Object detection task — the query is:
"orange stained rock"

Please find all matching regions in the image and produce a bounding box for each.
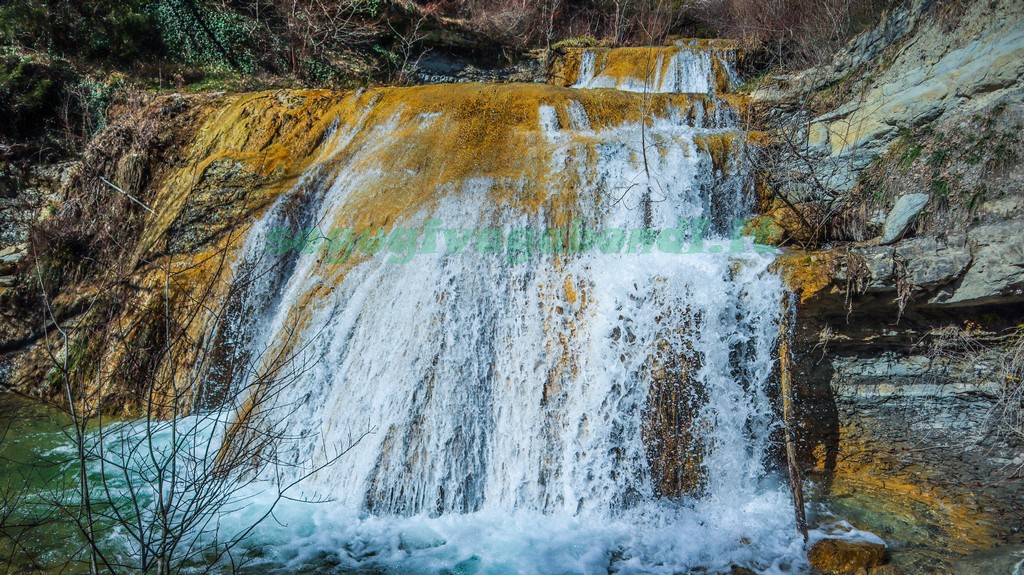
[821,431,998,555]
[774,249,840,303]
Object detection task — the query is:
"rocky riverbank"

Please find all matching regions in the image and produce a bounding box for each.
[759,0,1024,571]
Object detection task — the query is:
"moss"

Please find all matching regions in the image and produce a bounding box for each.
[743,214,786,245]
[774,248,840,302]
[551,36,598,49]
[694,132,738,175]
[735,70,771,93]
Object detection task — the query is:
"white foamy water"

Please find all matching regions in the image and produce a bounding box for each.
[571,47,737,94]
[212,492,807,575]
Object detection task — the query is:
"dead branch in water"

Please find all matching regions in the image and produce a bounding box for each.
[779,295,808,543]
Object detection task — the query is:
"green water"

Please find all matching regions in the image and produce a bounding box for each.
[0,393,89,573]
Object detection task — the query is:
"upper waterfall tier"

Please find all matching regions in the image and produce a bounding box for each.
[548,43,739,94]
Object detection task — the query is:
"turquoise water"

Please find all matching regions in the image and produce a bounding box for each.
[0,394,82,572]
[0,393,809,575]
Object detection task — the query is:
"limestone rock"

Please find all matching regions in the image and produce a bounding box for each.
[758,0,1024,200]
[833,237,971,293]
[0,244,26,279]
[837,244,894,289]
[935,219,1024,306]
[879,194,929,245]
[413,51,543,85]
[808,538,886,575]
[894,237,971,289]
[950,544,1024,574]
[0,244,26,264]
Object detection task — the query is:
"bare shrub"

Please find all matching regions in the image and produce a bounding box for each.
[838,248,869,317]
[926,323,1024,447]
[16,217,359,573]
[28,91,195,299]
[440,0,703,49]
[267,0,383,72]
[712,0,893,68]
[998,329,1024,444]
[892,253,912,323]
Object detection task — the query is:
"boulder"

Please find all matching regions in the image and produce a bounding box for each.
[935,219,1024,306]
[808,538,886,575]
[879,194,929,245]
[0,244,26,264]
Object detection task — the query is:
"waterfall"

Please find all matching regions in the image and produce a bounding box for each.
[204,47,801,574]
[563,43,739,94]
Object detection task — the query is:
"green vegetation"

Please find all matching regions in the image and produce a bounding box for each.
[842,97,1022,245]
[927,147,949,167]
[0,0,898,161]
[929,176,950,198]
[0,53,77,155]
[898,139,924,172]
[150,0,266,74]
[0,0,161,64]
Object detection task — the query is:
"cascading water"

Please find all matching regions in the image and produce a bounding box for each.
[197,46,804,574]
[553,43,739,95]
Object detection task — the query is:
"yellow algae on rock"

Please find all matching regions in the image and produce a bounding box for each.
[694,132,738,175]
[808,539,886,575]
[642,315,708,498]
[774,249,840,302]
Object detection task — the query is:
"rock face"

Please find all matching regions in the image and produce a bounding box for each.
[412,51,543,85]
[935,219,1024,306]
[756,0,1024,199]
[789,245,1024,572]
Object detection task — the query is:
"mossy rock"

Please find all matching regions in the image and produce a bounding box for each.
[744,214,786,246]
